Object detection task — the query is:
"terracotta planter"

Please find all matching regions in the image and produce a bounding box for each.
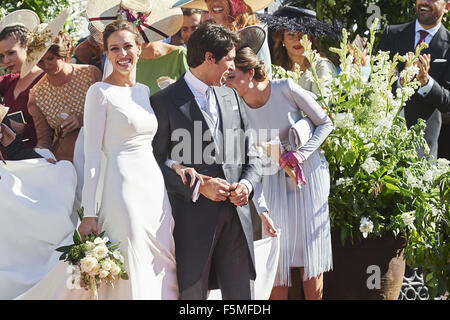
[323,232,406,300]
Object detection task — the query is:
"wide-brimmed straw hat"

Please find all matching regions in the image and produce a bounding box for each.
[257,5,342,40]
[86,0,183,43]
[0,9,40,34]
[20,8,71,78]
[237,25,265,54]
[172,0,273,14]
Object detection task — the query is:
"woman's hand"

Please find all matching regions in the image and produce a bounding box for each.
[0,123,16,147]
[8,119,25,135]
[77,217,98,242]
[172,163,208,188]
[259,211,277,237]
[61,114,82,136]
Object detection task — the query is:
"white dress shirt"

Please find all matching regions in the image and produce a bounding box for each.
[166,69,253,202]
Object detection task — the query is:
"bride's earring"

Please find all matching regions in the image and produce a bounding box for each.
[248,78,254,89]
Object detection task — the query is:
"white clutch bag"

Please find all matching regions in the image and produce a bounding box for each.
[287,111,315,150]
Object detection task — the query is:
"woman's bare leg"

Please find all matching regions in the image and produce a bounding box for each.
[300,268,323,300]
[269,286,289,300]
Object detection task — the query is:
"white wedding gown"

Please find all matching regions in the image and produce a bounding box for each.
[0,159,77,299]
[16,82,178,300]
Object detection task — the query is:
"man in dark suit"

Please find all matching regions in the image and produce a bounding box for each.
[151,23,261,300]
[378,0,450,159]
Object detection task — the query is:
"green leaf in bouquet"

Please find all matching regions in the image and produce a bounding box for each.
[98,231,106,238]
[77,207,84,221]
[120,273,129,280]
[55,245,72,253]
[73,230,82,245]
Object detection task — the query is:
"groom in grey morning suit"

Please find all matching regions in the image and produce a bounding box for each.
[151,23,261,299]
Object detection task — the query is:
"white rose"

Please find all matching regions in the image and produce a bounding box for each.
[101,259,112,271]
[99,269,109,279]
[110,265,121,276]
[93,244,109,259]
[89,263,100,276]
[80,256,98,273]
[359,217,374,238]
[85,241,95,251]
[94,237,109,245]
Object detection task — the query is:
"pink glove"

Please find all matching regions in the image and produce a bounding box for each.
[280,151,305,169]
[280,151,306,185]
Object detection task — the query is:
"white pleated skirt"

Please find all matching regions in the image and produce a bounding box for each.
[262,149,333,286]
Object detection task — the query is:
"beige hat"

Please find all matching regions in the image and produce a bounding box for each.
[172,0,273,13]
[0,9,40,34]
[20,8,71,78]
[86,0,183,43]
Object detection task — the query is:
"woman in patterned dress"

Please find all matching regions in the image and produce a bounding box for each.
[26,31,102,162]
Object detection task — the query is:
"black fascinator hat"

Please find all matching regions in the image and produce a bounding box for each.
[257,5,342,40]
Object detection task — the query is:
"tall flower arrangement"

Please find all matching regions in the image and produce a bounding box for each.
[293,19,449,298]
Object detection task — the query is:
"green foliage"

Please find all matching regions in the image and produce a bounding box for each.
[292,0,450,39]
[295,19,450,298]
[0,0,70,22]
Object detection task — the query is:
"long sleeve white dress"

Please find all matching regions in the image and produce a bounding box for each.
[245,78,333,285]
[16,82,178,300]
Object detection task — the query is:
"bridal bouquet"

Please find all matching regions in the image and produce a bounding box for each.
[56,207,128,299]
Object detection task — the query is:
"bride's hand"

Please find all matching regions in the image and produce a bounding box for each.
[259,211,277,237]
[172,163,208,188]
[78,217,98,242]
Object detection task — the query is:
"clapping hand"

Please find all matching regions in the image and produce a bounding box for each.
[415,54,431,87]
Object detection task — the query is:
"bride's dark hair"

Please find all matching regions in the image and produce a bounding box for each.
[103,20,143,51]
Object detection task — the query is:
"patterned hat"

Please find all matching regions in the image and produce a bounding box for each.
[86,0,183,43]
[20,8,71,78]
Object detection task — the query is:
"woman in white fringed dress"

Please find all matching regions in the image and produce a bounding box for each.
[16,20,178,300]
[225,46,333,300]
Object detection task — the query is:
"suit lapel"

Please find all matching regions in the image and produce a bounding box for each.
[427,25,450,57]
[175,77,208,127]
[401,22,416,53]
[213,86,233,134]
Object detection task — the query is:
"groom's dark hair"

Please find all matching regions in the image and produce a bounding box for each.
[187,23,239,68]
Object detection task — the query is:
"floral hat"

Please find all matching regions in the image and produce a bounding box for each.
[20,8,71,78]
[238,25,265,54]
[257,5,342,40]
[172,0,273,15]
[0,9,40,34]
[86,0,183,43]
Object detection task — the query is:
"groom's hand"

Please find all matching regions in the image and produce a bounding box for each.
[199,177,231,202]
[229,182,249,207]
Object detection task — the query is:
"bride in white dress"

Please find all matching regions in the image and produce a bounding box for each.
[17,20,178,300]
